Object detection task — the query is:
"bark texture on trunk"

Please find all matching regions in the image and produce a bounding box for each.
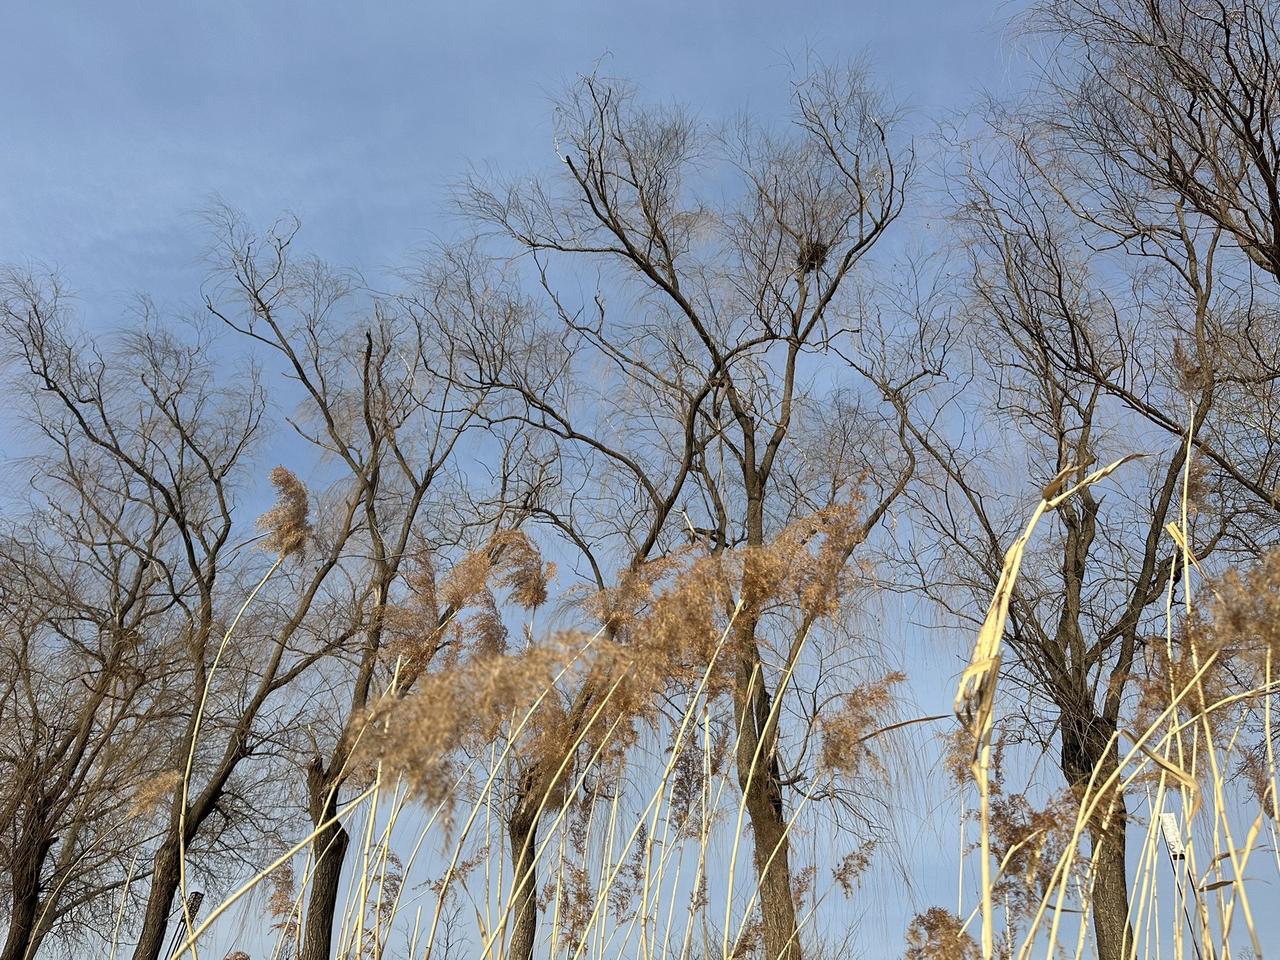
[299,764,351,960]
[297,820,349,960]
[1062,716,1132,960]
[0,825,54,960]
[734,638,801,960]
[1089,815,1133,960]
[740,772,801,960]
[131,841,181,960]
[507,788,540,960]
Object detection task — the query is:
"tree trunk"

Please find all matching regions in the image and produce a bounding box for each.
[740,770,801,960]
[298,822,349,960]
[507,790,539,960]
[1061,715,1132,960]
[131,840,181,960]
[0,826,55,960]
[299,765,350,960]
[734,640,801,960]
[1089,813,1133,960]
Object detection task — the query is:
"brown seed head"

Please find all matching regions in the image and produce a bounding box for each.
[257,467,311,559]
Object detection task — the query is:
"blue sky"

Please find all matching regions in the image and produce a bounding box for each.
[0,0,1022,315]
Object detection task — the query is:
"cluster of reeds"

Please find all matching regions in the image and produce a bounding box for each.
[109,453,1278,960]
[928,454,1279,960]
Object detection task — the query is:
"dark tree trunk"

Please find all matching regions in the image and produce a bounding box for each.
[299,764,350,960]
[734,638,801,960]
[507,789,539,960]
[740,770,801,960]
[297,822,349,960]
[1089,812,1133,960]
[131,840,181,960]
[0,824,55,960]
[1061,715,1132,960]
[729,494,803,960]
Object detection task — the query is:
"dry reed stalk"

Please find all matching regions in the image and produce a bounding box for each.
[954,455,1141,958]
[418,628,609,959]
[174,467,311,958]
[560,611,737,960]
[952,423,1278,960]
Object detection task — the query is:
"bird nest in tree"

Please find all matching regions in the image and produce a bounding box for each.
[797,238,830,274]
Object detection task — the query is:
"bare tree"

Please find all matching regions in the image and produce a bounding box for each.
[891,97,1280,955]
[1028,0,1280,281]
[0,499,171,960]
[203,212,526,960]
[0,267,384,960]
[0,272,289,960]
[461,62,911,960]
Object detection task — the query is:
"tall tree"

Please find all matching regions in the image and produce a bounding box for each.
[203,212,524,960]
[0,498,172,960]
[0,273,282,960]
[893,104,1280,957]
[462,62,912,960]
[1,265,380,960]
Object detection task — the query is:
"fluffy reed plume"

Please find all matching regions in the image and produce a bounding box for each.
[256,466,311,558]
[403,548,440,627]
[986,790,1077,918]
[588,551,691,639]
[357,638,583,807]
[580,501,870,746]
[941,725,1011,791]
[831,840,876,896]
[1210,546,1280,670]
[742,501,867,619]
[818,671,905,776]
[489,529,556,610]
[462,588,510,657]
[360,851,403,958]
[381,530,557,679]
[1198,548,1280,811]
[438,541,495,610]
[362,504,873,833]
[903,908,980,960]
[128,768,183,817]
[384,547,444,672]
[359,602,561,807]
[557,860,595,953]
[585,501,863,657]
[438,529,555,613]
[265,857,299,943]
[579,556,734,762]
[668,714,732,837]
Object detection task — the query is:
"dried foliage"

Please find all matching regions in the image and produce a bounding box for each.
[256,467,312,559]
[831,840,876,897]
[266,858,300,946]
[129,769,183,819]
[987,791,1078,918]
[818,672,905,776]
[903,908,981,960]
[1210,548,1280,671]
